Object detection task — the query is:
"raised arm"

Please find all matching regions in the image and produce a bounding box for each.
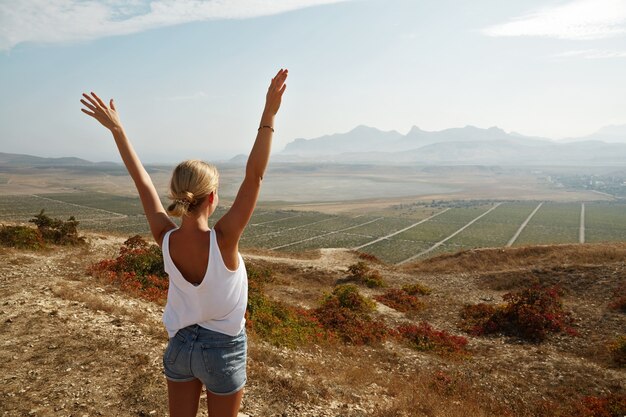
[80,92,176,246]
[215,69,288,250]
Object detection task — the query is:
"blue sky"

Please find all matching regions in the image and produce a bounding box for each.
[1,0,626,163]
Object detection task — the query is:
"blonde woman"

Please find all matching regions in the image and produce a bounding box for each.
[80,69,288,417]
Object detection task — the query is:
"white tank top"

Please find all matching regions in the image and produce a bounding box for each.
[162,228,248,338]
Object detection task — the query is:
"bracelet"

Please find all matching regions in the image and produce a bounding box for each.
[258,125,274,132]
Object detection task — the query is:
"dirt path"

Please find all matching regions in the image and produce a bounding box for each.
[579,203,586,244]
[31,194,128,218]
[398,203,502,264]
[352,208,450,250]
[506,202,543,247]
[270,217,383,250]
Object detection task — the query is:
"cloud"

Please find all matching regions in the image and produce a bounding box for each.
[0,0,351,51]
[555,49,626,59]
[483,0,626,40]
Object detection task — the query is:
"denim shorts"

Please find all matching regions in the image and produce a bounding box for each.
[162,324,247,395]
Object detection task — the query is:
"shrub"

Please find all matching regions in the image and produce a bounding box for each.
[314,284,388,345]
[347,261,385,288]
[608,335,626,367]
[88,235,167,303]
[356,252,381,263]
[323,284,375,314]
[29,209,85,246]
[609,283,626,313]
[0,225,44,249]
[460,303,507,336]
[460,284,576,342]
[402,282,432,296]
[575,393,626,417]
[246,264,328,347]
[428,370,459,396]
[396,322,469,357]
[374,288,424,313]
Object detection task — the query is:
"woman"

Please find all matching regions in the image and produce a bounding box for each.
[80,68,288,417]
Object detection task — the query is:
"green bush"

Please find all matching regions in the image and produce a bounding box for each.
[29,209,85,246]
[0,225,44,249]
[347,261,385,288]
[246,264,328,347]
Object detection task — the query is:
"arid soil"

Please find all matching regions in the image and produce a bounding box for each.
[1,235,624,417]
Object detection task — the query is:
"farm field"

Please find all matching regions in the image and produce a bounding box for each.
[1,193,625,263]
[513,202,581,246]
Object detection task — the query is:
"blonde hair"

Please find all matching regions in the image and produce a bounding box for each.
[167,160,219,217]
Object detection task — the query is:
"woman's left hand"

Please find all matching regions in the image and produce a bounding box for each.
[80,92,123,131]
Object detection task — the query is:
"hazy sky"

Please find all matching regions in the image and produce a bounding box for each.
[1,0,626,163]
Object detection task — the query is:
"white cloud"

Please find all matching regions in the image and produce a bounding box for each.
[483,0,626,40]
[555,49,626,58]
[0,0,351,51]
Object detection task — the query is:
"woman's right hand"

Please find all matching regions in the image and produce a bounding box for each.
[264,69,288,116]
[80,92,123,132]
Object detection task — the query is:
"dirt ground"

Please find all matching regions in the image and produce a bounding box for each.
[1,235,624,417]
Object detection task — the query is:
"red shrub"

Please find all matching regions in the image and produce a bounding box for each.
[314,285,388,345]
[374,288,423,313]
[88,235,168,303]
[575,393,626,417]
[397,322,469,356]
[460,284,576,342]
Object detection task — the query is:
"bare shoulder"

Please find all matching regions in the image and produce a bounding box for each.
[156,225,178,248]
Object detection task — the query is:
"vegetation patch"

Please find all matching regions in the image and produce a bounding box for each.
[29,209,86,246]
[346,261,385,288]
[402,282,432,295]
[0,210,86,249]
[396,322,469,357]
[314,284,388,345]
[246,264,329,348]
[609,283,626,313]
[374,288,424,313]
[88,235,168,303]
[0,224,44,249]
[574,393,626,417]
[608,335,626,368]
[460,284,576,342]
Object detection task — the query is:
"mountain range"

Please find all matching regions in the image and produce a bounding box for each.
[275,124,626,165]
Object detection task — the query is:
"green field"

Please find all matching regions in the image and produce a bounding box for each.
[1,193,625,263]
[514,202,581,246]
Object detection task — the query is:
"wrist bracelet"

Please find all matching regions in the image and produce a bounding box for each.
[258,125,274,132]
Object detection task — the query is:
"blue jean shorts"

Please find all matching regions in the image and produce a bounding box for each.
[163,324,247,395]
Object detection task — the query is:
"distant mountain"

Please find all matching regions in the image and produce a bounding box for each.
[278,125,626,165]
[562,124,626,144]
[0,152,118,168]
[283,125,404,155]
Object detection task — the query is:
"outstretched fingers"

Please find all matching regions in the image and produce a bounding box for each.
[80,108,96,117]
[91,92,107,108]
[82,93,100,109]
[80,98,97,112]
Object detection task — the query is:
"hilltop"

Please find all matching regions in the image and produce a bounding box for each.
[1,231,624,416]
